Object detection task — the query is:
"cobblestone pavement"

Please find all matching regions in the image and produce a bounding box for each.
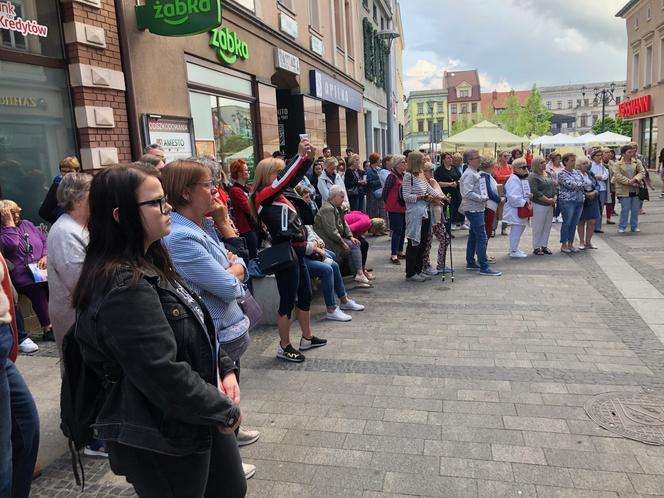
[24,187,664,497]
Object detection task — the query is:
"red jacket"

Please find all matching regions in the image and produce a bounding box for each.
[384,171,406,214]
[493,163,513,185]
[345,211,371,237]
[228,183,254,234]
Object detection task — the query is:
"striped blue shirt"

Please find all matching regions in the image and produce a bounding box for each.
[163,212,248,343]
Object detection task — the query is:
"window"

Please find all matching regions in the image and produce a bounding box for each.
[471,102,477,113]
[362,0,368,8]
[233,0,255,10]
[633,51,640,90]
[1,1,64,57]
[380,17,384,30]
[616,96,622,104]
[635,15,639,30]
[568,100,573,109]
[278,0,295,11]
[345,0,353,57]
[576,99,581,107]
[660,38,664,81]
[451,104,457,114]
[373,4,377,21]
[593,97,598,107]
[334,0,344,49]
[580,114,587,128]
[437,119,445,132]
[592,115,599,124]
[417,120,424,133]
[459,88,469,98]
[461,103,468,113]
[648,5,652,19]
[646,45,653,85]
[437,102,443,113]
[309,0,321,31]
[584,98,589,106]
[546,101,551,109]
[557,101,562,109]
[417,102,424,114]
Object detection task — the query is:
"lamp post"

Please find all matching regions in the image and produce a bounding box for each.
[581,82,626,132]
[376,28,400,154]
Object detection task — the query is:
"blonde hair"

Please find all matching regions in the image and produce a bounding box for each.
[348,154,361,168]
[250,157,286,220]
[531,156,546,171]
[512,158,527,169]
[59,156,81,172]
[576,157,590,170]
[406,151,425,175]
[323,157,338,171]
[0,199,20,214]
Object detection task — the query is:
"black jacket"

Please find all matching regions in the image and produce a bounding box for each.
[76,267,240,456]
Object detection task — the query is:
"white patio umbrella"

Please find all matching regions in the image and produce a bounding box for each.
[530,133,578,147]
[585,131,632,147]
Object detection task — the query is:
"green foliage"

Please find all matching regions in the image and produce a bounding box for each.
[496,85,552,137]
[591,117,632,136]
[451,116,478,135]
[497,95,521,134]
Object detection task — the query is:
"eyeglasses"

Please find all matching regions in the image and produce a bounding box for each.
[137,195,170,214]
[189,180,216,190]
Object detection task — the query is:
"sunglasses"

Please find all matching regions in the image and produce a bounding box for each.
[137,195,170,214]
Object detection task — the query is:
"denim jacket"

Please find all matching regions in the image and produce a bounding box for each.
[76,267,240,456]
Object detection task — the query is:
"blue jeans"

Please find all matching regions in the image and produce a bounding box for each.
[618,195,640,231]
[559,200,583,244]
[305,251,347,308]
[465,211,489,271]
[388,212,406,256]
[0,324,40,498]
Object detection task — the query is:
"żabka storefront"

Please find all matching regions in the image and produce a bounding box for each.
[121,0,362,172]
[0,0,77,222]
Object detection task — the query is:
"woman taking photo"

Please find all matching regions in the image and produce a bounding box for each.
[576,157,600,249]
[383,154,407,264]
[72,165,246,497]
[228,159,259,260]
[251,140,326,363]
[557,153,586,253]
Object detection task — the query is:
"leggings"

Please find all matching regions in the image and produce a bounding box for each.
[17,283,50,327]
[422,223,450,271]
[108,430,246,498]
[274,248,311,319]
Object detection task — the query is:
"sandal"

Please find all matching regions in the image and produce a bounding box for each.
[542,247,553,255]
[533,248,544,255]
[390,256,400,265]
[397,253,406,259]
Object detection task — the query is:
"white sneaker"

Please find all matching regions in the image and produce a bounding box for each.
[326,307,352,321]
[461,224,470,230]
[419,272,432,280]
[618,228,626,233]
[552,218,557,224]
[243,462,256,480]
[19,338,38,354]
[422,267,439,276]
[354,274,370,285]
[236,426,260,446]
[340,299,364,311]
[509,250,528,259]
[406,274,426,282]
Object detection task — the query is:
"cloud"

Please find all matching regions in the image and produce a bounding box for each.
[553,28,590,53]
[478,72,513,93]
[404,58,462,92]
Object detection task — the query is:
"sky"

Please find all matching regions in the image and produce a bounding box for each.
[401,0,628,95]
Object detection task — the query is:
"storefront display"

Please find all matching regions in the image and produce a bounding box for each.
[142,115,194,162]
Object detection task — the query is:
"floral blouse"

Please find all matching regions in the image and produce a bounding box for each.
[557,169,586,203]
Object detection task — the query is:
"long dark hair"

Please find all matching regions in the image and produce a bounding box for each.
[72,165,176,310]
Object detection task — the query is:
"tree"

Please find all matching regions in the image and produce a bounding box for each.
[450,116,477,135]
[517,85,552,137]
[591,117,632,136]
[497,95,521,134]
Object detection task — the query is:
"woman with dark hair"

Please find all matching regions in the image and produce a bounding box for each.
[308,159,324,208]
[72,165,246,497]
[251,140,327,363]
[434,152,461,235]
[344,154,367,212]
[228,159,258,260]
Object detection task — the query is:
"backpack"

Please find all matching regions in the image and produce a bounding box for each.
[60,318,117,488]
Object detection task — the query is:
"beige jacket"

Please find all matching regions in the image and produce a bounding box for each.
[612,159,645,198]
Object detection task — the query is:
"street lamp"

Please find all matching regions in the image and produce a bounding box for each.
[376,28,400,154]
[581,82,626,132]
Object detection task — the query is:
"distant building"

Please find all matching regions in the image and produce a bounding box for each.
[443,69,482,131]
[480,90,531,115]
[538,82,627,135]
[616,0,661,167]
[404,89,448,151]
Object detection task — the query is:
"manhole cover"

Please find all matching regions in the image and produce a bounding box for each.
[584,392,664,445]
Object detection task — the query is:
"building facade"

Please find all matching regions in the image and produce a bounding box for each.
[403,89,448,152]
[392,0,405,153]
[480,89,531,115]
[617,0,663,167]
[443,69,481,132]
[538,81,626,135]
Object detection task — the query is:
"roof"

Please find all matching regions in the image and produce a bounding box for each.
[480,90,531,111]
[443,70,480,103]
[616,0,640,17]
[445,120,528,146]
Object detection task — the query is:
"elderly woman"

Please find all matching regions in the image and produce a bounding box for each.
[39,156,80,224]
[434,152,461,234]
[576,157,600,249]
[383,154,407,263]
[344,154,367,212]
[613,143,645,233]
[0,200,52,340]
[479,157,503,246]
[318,157,349,210]
[314,186,372,285]
[421,162,451,275]
[161,159,260,471]
[502,158,532,258]
[557,153,586,253]
[545,152,564,223]
[589,148,610,233]
[47,173,92,351]
[528,157,556,255]
[402,151,442,282]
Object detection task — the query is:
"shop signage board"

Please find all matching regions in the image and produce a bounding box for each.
[210,26,249,64]
[274,47,300,75]
[279,12,298,38]
[618,95,651,118]
[142,115,194,162]
[309,70,362,112]
[311,35,324,57]
[0,1,48,37]
[136,0,222,36]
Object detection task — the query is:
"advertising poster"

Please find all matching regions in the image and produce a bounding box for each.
[143,115,194,162]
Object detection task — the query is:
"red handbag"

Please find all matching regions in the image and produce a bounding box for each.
[517,202,533,219]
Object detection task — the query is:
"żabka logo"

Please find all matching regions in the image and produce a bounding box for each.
[153,0,211,26]
[0,0,48,38]
[209,27,249,64]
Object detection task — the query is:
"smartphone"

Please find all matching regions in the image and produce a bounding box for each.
[299,134,309,141]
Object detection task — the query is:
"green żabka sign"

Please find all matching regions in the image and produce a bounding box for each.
[209,27,249,64]
[136,0,222,36]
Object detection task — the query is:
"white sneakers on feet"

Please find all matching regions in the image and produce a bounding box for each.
[236,426,260,446]
[19,338,39,354]
[354,274,370,285]
[406,274,427,282]
[340,299,365,311]
[326,307,352,321]
[422,267,439,276]
[509,250,528,259]
[242,462,256,480]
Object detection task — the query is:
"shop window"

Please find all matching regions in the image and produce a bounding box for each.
[0,61,77,223]
[1,0,64,58]
[309,0,321,32]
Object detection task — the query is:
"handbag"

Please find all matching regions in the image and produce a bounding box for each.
[638,181,649,201]
[257,241,296,275]
[223,236,249,261]
[517,202,533,219]
[238,289,262,330]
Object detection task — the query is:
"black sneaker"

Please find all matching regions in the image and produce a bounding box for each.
[42,329,55,342]
[299,335,327,351]
[277,344,305,362]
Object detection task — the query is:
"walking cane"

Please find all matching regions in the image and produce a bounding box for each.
[442,204,455,283]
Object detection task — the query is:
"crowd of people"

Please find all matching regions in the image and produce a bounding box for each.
[0,136,657,497]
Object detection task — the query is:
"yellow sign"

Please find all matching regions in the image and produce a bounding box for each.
[0,96,38,108]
